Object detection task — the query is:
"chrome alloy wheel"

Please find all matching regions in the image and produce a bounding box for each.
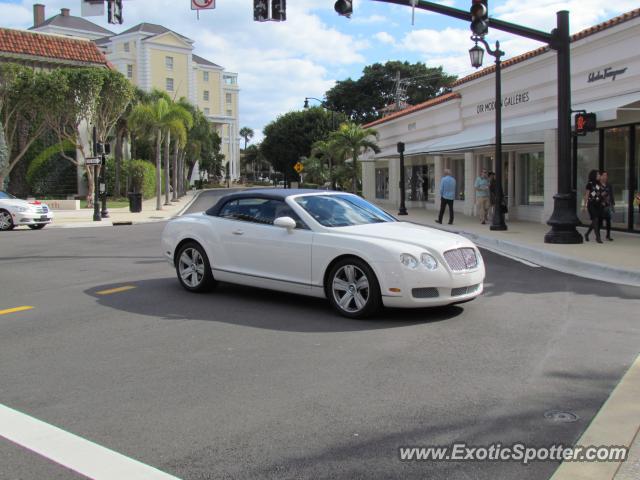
[0,210,13,231]
[178,247,206,288]
[332,265,370,314]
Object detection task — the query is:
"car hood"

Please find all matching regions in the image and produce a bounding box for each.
[0,198,33,208]
[331,222,474,252]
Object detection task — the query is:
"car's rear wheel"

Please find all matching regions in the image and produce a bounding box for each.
[0,210,14,231]
[28,224,46,230]
[175,241,216,292]
[327,257,381,318]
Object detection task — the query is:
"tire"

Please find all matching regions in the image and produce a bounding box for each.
[0,209,14,231]
[326,257,381,319]
[28,224,46,230]
[175,241,216,293]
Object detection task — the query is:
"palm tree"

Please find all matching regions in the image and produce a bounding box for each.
[239,126,254,150]
[310,139,343,189]
[128,91,192,210]
[328,122,380,193]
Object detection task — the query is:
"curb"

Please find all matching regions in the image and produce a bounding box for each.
[174,190,202,217]
[550,354,640,480]
[424,223,640,288]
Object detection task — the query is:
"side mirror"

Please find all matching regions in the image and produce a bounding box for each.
[273,216,296,232]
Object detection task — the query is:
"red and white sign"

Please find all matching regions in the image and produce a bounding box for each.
[191,0,215,10]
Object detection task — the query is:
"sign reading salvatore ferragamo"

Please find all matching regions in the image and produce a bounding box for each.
[476,91,530,114]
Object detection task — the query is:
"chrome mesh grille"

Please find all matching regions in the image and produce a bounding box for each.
[412,287,440,299]
[35,206,48,214]
[443,248,478,271]
[451,284,480,297]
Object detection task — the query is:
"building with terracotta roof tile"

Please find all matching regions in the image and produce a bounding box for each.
[360,8,640,233]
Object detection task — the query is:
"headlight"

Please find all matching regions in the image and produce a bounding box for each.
[400,253,419,269]
[17,206,30,212]
[420,253,439,270]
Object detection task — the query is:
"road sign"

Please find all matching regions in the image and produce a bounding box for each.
[192,0,215,10]
[85,157,101,165]
[294,162,304,174]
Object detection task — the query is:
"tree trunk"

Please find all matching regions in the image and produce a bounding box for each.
[164,130,171,205]
[352,154,358,194]
[114,130,123,198]
[172,141,179,201]
[156,129,162,210]
[86,165,95,207]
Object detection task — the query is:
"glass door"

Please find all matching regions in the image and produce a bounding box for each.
[603,127,630,229]
[634,126,639,229]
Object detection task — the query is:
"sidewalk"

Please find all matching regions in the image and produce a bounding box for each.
[380,205,640,287]
[47,190,200,228]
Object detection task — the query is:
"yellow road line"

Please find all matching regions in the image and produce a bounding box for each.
[0,306,34,316]
[95,286,137,296]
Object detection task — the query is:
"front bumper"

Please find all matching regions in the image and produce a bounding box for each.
[372,260,485,308]
[14,210,54,225]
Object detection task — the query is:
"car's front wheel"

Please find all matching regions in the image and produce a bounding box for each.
[0,210,14,231]
[327,257,381,318]
[28,224,46,230]
[175,241,216,292]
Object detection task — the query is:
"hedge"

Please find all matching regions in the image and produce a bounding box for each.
[104,158,162,199]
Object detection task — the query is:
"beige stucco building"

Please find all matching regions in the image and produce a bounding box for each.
[30,4,241,180]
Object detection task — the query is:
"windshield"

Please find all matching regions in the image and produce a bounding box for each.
[0,191,15,199]
[295,194,396,227]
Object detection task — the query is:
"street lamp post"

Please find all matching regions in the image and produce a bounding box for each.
[469,35,507,230]
[304,97,336,189]
[397,142,408,215]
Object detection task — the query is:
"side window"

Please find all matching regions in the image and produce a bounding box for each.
[218,198,306,228]
[219,199,239,218]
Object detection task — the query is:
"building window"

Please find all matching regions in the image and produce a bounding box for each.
[226,109,233,117]
[223,75,235,85]
[204,108,210,116]
[126,64,133,79]
[203,71,209,82]
[226,93,232,104]
[203,90,209,101]
[166,78,174,91]
[123,42,130,52]
[165,56,173,70]
[519,152,544,205]
[376,168,389,200]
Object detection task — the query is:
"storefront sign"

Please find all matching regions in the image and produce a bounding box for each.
[588,66,627,83]
[476,91,530,114]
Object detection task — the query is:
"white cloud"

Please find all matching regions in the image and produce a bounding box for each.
[374,31,397,45]
[352,14,388,25]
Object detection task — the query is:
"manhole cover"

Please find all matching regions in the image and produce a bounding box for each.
[544,410,579,423]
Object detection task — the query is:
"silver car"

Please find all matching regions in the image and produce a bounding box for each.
[0,191,54,231]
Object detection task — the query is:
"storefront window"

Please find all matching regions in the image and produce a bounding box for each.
[635,126,640,229]
[450,159,465,201]
[375,168,389,200]
[603,127,630,228]
[519,152,544,205]
[404,164,433,202]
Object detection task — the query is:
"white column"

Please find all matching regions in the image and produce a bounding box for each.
[389,156,400,207]
[434,155,443,205]
[508,151,516,208]
[464,152,475,216]
[543,129,558,223]
[361,161,375,201]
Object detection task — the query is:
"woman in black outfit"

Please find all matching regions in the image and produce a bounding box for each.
[599,170,614,241]
[582,169,604,243]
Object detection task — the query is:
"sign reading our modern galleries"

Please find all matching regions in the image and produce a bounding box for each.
[476,91,530,115]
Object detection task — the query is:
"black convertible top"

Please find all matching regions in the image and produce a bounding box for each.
[205,188,338,216]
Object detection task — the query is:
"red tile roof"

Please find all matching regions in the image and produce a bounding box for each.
[363,92,461,128]
[451,7,640,87]
[0,28,108,66]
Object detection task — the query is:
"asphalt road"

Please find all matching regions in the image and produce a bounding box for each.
[1,190,639,479]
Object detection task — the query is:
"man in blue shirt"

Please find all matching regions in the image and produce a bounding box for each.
[436,169,456,225]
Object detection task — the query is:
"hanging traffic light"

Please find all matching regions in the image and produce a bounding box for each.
[253,0,269,22]
[470,0,488,36]
[271,0,286,21]
[107,0,123,24]
[334,0,353,18]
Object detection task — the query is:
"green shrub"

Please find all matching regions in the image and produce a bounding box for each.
[103,158,160,199]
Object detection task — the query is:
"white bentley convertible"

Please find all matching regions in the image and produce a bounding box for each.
[161,190,485,318]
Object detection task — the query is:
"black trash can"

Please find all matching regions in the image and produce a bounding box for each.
[128,192,142,213]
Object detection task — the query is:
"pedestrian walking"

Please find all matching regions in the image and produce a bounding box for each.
[582,169,604,243]
[475,169,490,224]
[599,170,614,241]
[435,169,456,225]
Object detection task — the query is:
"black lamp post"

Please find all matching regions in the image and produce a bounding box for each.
[469,35,507,231]
[304,97,336,189]
[397,142,408,215]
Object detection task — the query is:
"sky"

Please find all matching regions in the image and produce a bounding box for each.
[1,0,638,143]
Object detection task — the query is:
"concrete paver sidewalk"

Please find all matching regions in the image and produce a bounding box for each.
[45,190,199,228]
[379,204,640,287]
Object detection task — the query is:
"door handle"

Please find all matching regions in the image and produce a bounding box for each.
[232,229,244,235]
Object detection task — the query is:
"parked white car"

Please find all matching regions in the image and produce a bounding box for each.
[0,191,54,231]
[161,189,485,318]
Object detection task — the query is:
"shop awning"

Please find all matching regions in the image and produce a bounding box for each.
[573,90,640,121]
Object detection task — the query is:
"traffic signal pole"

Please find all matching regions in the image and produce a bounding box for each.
[369,1,582,243]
